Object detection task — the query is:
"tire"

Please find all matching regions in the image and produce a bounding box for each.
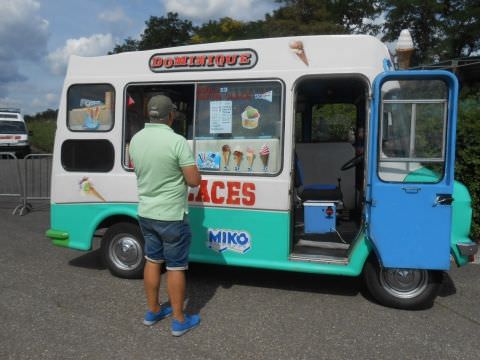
[363,256,442,310]
[101,222,145,279]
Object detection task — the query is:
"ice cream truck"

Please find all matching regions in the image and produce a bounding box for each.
[47,33,478,309]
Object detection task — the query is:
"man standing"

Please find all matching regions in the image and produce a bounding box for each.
[129,95,201,336]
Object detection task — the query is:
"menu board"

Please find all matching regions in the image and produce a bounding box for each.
[194,81,283,174]
[209,101,232,134]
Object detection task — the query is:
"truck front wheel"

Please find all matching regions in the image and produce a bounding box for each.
[363,257,442,310]
[101,222,145,279]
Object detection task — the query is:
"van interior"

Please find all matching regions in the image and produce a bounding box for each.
[291,76,368,263]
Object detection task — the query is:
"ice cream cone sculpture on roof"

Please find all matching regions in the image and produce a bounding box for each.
[396,29,415,70]
[233,148,243,172]
[79,177,106,202]
[396,48,414,69]
[246,147,255,172]
[259,144,270,172]
[222,144,231,170]
[289,40,309,66]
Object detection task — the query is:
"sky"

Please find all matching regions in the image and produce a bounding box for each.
[0,0,281,115]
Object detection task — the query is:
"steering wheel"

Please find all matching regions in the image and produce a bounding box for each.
[341,154,364,171]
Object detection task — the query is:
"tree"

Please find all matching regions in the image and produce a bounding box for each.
[441,0,480,57]
[111,2,384,53]
[381,0,480,63]
[139,13,193,50]
[111,12,193,53]
[263,0,345,37]
[24,108,58,122]
[263,0,382,37]
[381,0,443,63]
[191,17,261,44]
[326,0,383,35]
[110,37,139,54]
[455,86,480,238]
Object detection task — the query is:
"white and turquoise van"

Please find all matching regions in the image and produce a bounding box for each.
[47,34,477,309]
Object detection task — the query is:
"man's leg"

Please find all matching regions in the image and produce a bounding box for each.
[167,270,185,322]
[144,260,162,313]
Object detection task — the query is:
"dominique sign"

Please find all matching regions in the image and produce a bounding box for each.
[149,49,258,73]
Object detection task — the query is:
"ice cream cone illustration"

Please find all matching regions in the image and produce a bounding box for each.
[259,144,270,172]
[222,144,231,170]
[289,40,309,66]
[233,148,243,172]
[79,177,106,202]
[246,147,255,172]
[83,106,100,129]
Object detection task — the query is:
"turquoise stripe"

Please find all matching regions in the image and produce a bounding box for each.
[49,203,138,250]
[49,203,370,276]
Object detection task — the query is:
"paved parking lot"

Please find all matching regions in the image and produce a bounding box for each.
[1,202,479,360]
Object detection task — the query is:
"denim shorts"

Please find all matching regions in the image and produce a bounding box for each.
[138,215,191,271]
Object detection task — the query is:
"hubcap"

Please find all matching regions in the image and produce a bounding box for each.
[109,234,143,270]
[379,268,428,299]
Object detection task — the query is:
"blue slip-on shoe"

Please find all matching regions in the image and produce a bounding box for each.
[171,314,201,336]
[143,305,173,326]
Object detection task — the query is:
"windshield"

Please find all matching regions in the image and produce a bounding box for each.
[0,121,27,134]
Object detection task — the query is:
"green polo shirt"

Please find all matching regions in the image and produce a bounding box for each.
[129,123,195,221]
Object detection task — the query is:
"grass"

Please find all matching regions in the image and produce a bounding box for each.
[26,119,56,153]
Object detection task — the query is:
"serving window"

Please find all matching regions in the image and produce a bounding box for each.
[194,81,283,174]
[67,84,114,131]
[123,83,195,169]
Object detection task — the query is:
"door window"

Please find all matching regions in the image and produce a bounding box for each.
[378,80,448,183]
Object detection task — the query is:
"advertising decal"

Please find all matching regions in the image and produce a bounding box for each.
[207,229,252,254]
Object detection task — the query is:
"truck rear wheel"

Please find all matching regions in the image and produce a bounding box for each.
[101,222,145,279]
[363,256,442,310]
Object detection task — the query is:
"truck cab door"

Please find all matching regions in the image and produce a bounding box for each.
[366,71,458,270]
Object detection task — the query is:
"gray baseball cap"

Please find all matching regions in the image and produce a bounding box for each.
[147,95,176,119]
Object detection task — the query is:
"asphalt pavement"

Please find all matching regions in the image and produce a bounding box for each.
[1,201,479,360]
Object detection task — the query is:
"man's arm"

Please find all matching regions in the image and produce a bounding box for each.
[182,165,201,187]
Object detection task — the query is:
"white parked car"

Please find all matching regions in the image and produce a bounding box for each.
[0,108,31,158]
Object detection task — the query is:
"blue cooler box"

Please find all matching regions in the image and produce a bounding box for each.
[304,201,336,234]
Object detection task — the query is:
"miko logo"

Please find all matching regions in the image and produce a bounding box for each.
[207,229,252,254]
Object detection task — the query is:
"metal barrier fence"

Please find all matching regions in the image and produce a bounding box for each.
[14,154,53,215]
[0,152,23,212]
[0,152,52,215]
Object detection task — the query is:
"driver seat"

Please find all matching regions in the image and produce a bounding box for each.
[295,153,343,202]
